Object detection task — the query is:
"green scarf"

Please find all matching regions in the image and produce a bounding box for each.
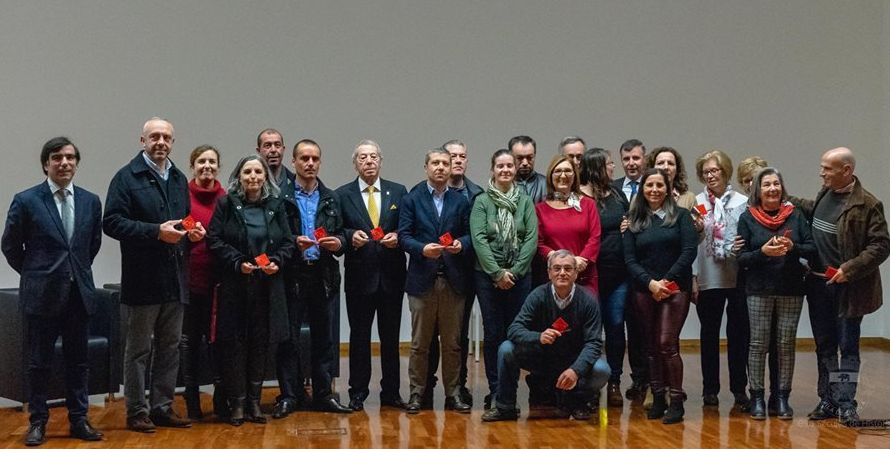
[487,179,521,266]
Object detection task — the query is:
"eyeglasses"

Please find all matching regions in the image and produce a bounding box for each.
[702,168,721,177]
[553,168,574,176]
[549,265,576,273]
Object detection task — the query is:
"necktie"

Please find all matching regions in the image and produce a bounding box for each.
[630,180,639,198]
[58,189,74,242]
[366,185,379,228]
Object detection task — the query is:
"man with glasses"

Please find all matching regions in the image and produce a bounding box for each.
[482,249,609,422]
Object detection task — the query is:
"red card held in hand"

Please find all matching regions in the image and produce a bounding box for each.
[314,227,327,240]
[438,232,454,246]
[254,253,271,267]
[181,215,197,231]
[694,204,707,216]
[665,281,680,292]
[551,317,569,333]
[825,266,839,279]
[370,227,385,241]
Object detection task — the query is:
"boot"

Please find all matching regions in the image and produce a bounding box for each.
[184,386,203,420]
[228,397,245,426]
[749,389,766,420]
[245,381,267,424]
[767,389,778,416]
[213,380,229,418]
[775,389,793,420]
[647,392,667,420]
[662,397,685,424]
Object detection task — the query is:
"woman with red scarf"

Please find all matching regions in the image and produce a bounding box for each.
[181,145,227,419]
[737,167,815,420]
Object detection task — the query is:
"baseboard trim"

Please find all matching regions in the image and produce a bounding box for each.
[340,337,890,356]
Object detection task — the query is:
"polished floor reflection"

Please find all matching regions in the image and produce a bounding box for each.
[2,345,890,448]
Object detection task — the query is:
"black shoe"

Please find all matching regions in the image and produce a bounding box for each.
[444,395,472,414]
[244,381,266,423]
[702,394,719,407]
[775,390,793,420]
[228,397,245,427]
[25,422,46,446]
[70,420,103,441]
[126,413,156,433]
[748,389,766,420]
[807,400,837,421]
[571,405,594,421]
[647,393,667,420]
[607,382,624,407]
[733,392,750,412]
[481,407,519,422]
[663,398,685,424]
[272,399,298,419]
[838,406,860,425]
[406,393,422,414]
[625,382,648,401]
[349,397,365,411]
[315,396,353,414]
[149,409,192,428]
[459,386,473,406]
[184,386,203,420]
[380,395,407,409]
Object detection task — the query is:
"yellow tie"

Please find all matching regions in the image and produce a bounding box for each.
[366,185,379,228]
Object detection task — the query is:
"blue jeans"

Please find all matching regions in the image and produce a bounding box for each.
[599,276,628,383]
[806,276,862,409]
[494,340,610,410]
[475,271,531,398]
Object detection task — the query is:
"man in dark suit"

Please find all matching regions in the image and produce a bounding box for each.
[398,147,473,414]
[2,137,104,445]
[609,138,650,403]
[336,139,408,411]
[104,117,205,432]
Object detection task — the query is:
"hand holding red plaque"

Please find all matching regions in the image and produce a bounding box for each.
[694,204,707,216]
[314,227,327,240]
[551,316,570,334]
[665,280,680,293]
[824,266,839,279]
[370,227,385,241]
[181,215,197,231]
[438,232,454,246]
[254,253,271,268]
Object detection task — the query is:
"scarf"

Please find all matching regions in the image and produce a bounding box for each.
[748,202,795,231]
[705,184,735,260]
[551,191,583,212]
[487,179,521,265]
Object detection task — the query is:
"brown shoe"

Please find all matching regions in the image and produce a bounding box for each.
[127,413,157,433]
[149,409,192,428]
[607,383,624,407]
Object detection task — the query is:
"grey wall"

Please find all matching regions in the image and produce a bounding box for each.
[1,1,887,341]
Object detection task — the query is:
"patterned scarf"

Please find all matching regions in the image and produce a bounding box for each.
[748,202,795,230]
[705,184,735,260]
[487,179,521,265]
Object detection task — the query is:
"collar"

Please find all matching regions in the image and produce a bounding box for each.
[296,179,319,195]
[358,176,381,192]
[427,182,448,196]
[551,284,576,306]
[834,178,856,194]
[654,208,667,219]
[47,178,73,196]
[141,151,171,175]
[624,176,640,187]
[448,176,466,190]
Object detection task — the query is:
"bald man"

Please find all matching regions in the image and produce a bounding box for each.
[104,118,206,432]
[791,147,889,424]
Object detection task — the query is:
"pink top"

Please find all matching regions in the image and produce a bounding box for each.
[535,196,602,293]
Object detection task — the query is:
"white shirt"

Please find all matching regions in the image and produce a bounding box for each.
[622,176,641,201]
[551,284,577,310]
[142,151,170,180]
[47,178,74,218]
[357,177,382,211]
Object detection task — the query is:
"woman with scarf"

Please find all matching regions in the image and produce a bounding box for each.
[691,150,751,409]
[536,154,601,295]
[181,145,227,419]
[470,149,538,409]
[737,167,814,419]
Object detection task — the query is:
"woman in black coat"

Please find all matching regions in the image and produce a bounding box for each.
[207,155,296,426]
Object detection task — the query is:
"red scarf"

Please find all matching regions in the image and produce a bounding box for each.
[748,203,794,230]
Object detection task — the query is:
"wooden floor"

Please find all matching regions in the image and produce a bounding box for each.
[3,346,890,448]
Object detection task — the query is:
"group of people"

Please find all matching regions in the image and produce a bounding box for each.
[3,117,888,446]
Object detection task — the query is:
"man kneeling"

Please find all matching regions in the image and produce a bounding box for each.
[483,249,610,422]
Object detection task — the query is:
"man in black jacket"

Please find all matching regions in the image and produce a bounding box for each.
[482,249,609,422]
[278,139,352,414]
[103,118,205,432]
[336,140,408,411]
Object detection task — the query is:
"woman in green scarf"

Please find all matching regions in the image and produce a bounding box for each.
[470,148,539,409]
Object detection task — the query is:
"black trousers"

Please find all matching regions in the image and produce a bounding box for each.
[26,286,90,425]
[346,287,404,401]
[180,291,215,388]
[625,302,649,386]
[219,280,270,400]
[696,288,749,396]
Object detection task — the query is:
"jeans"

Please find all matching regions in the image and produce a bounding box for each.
[599,275,629,383]
[806,276,862,409]
[494,340,610,410]
[475,271,531,398]
[696,287,749,395]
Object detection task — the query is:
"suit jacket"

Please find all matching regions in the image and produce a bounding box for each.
[2,182,102,316]
[103,152,191,305]
[611,177,632,202]
[399,181,473,296]
[335,177,407,296]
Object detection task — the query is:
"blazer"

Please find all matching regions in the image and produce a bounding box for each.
[2,182,102,316]
[103,153,191,305]
[335,177,408,296]
[399,181,473,296]
[206,194,296,343]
